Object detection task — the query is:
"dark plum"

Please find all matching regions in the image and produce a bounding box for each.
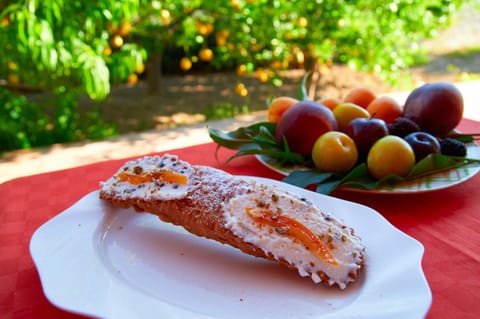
[345,117,389,161]
[404,132,441,162]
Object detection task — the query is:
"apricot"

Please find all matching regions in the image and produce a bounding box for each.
[403,82,464,136]
[366,96,402,124]
[312,131,358,174]
[267,96,299,122]
[344,87,376,108]
[333,102,370,132]
[367,135,415,180]
[276,101,337,156]
[317,97,342,111]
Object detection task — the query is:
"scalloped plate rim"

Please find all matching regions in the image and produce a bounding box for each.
[30,178,431,319]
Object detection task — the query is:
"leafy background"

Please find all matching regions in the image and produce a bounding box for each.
[1,0,479,152]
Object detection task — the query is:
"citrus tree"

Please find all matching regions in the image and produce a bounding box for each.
[132,0,468,95]
[0,0,146,149]
[0,0,472,152]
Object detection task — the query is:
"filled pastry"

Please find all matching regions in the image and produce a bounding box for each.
[99,154,365,289]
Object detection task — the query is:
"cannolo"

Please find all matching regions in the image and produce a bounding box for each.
[99,154,365,289]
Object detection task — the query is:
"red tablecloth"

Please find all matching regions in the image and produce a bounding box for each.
[1,119,479,319]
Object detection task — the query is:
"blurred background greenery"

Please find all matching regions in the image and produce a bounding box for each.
[0,0,478,152]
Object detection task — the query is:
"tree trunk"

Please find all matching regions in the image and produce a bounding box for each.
[304,55,320,100]
[147,53,163,95]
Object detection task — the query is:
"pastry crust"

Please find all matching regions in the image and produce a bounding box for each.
[100,154,365,289]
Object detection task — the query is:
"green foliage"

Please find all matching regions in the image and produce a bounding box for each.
[0,0,145,152]
[0,0,147,99]
[0,87,50,150]
[0,87,116,152]
[203,102,250,121]
[133,0,468,82]
[0,0,474,152]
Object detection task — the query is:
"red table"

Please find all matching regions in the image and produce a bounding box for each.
[1,119,479,319]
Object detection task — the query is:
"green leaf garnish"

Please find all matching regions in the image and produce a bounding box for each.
[282,153,480,194]
[283,170,334,188]
[298,71,310,101]
[208,122,305,165]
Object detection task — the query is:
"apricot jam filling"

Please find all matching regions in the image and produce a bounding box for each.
[245,207,338,266]
[118,170,188,185]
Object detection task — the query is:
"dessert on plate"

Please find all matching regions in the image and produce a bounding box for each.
[99,154,365,289]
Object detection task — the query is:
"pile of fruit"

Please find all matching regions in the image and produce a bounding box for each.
[269,82,467,180]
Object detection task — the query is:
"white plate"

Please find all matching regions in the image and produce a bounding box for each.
[257,142,480,193]
[30,177,431,319]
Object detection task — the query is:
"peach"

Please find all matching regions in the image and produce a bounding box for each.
[403,82,464,136]
[276,101,337,156]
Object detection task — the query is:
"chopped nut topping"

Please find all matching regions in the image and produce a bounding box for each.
[271,193,279,202]
[255,198,266,207]
[275,226,289,234]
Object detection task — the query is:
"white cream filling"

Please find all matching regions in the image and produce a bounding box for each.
[223,181,364,289]
[100,154,194,200]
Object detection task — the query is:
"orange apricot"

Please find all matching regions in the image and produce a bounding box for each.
[267,96,299,122]
[366,96,402,124]
[343,87,377,108]
[317,97,342,111]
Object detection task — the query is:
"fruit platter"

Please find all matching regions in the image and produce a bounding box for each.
[209,78,480,195]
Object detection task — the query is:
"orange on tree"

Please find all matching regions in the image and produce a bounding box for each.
[215,30,229,46]
[297,17,308,28]
[256,68,269,82]
[235,83,248,96]
[231,0,241,10]
[7,74,20,85]
[160,9,171,25]
[236,64,247,75]
[118,21,132,37]
[7,61,17,71]
[111,34,124,49]
[103,47,112,56]
[127,73,138,85]
[366,96,402,124]
[106,21,116,34]
[343,87,377,109]
[215,34,227,46]
[267,96,298,123]
[196,22,210,36]
[135,63,145,74]
[179,57,192,71]
[199,48,213,62]
[1,16,10,26]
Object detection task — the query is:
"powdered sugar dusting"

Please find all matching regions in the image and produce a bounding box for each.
[186,166,253,213]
